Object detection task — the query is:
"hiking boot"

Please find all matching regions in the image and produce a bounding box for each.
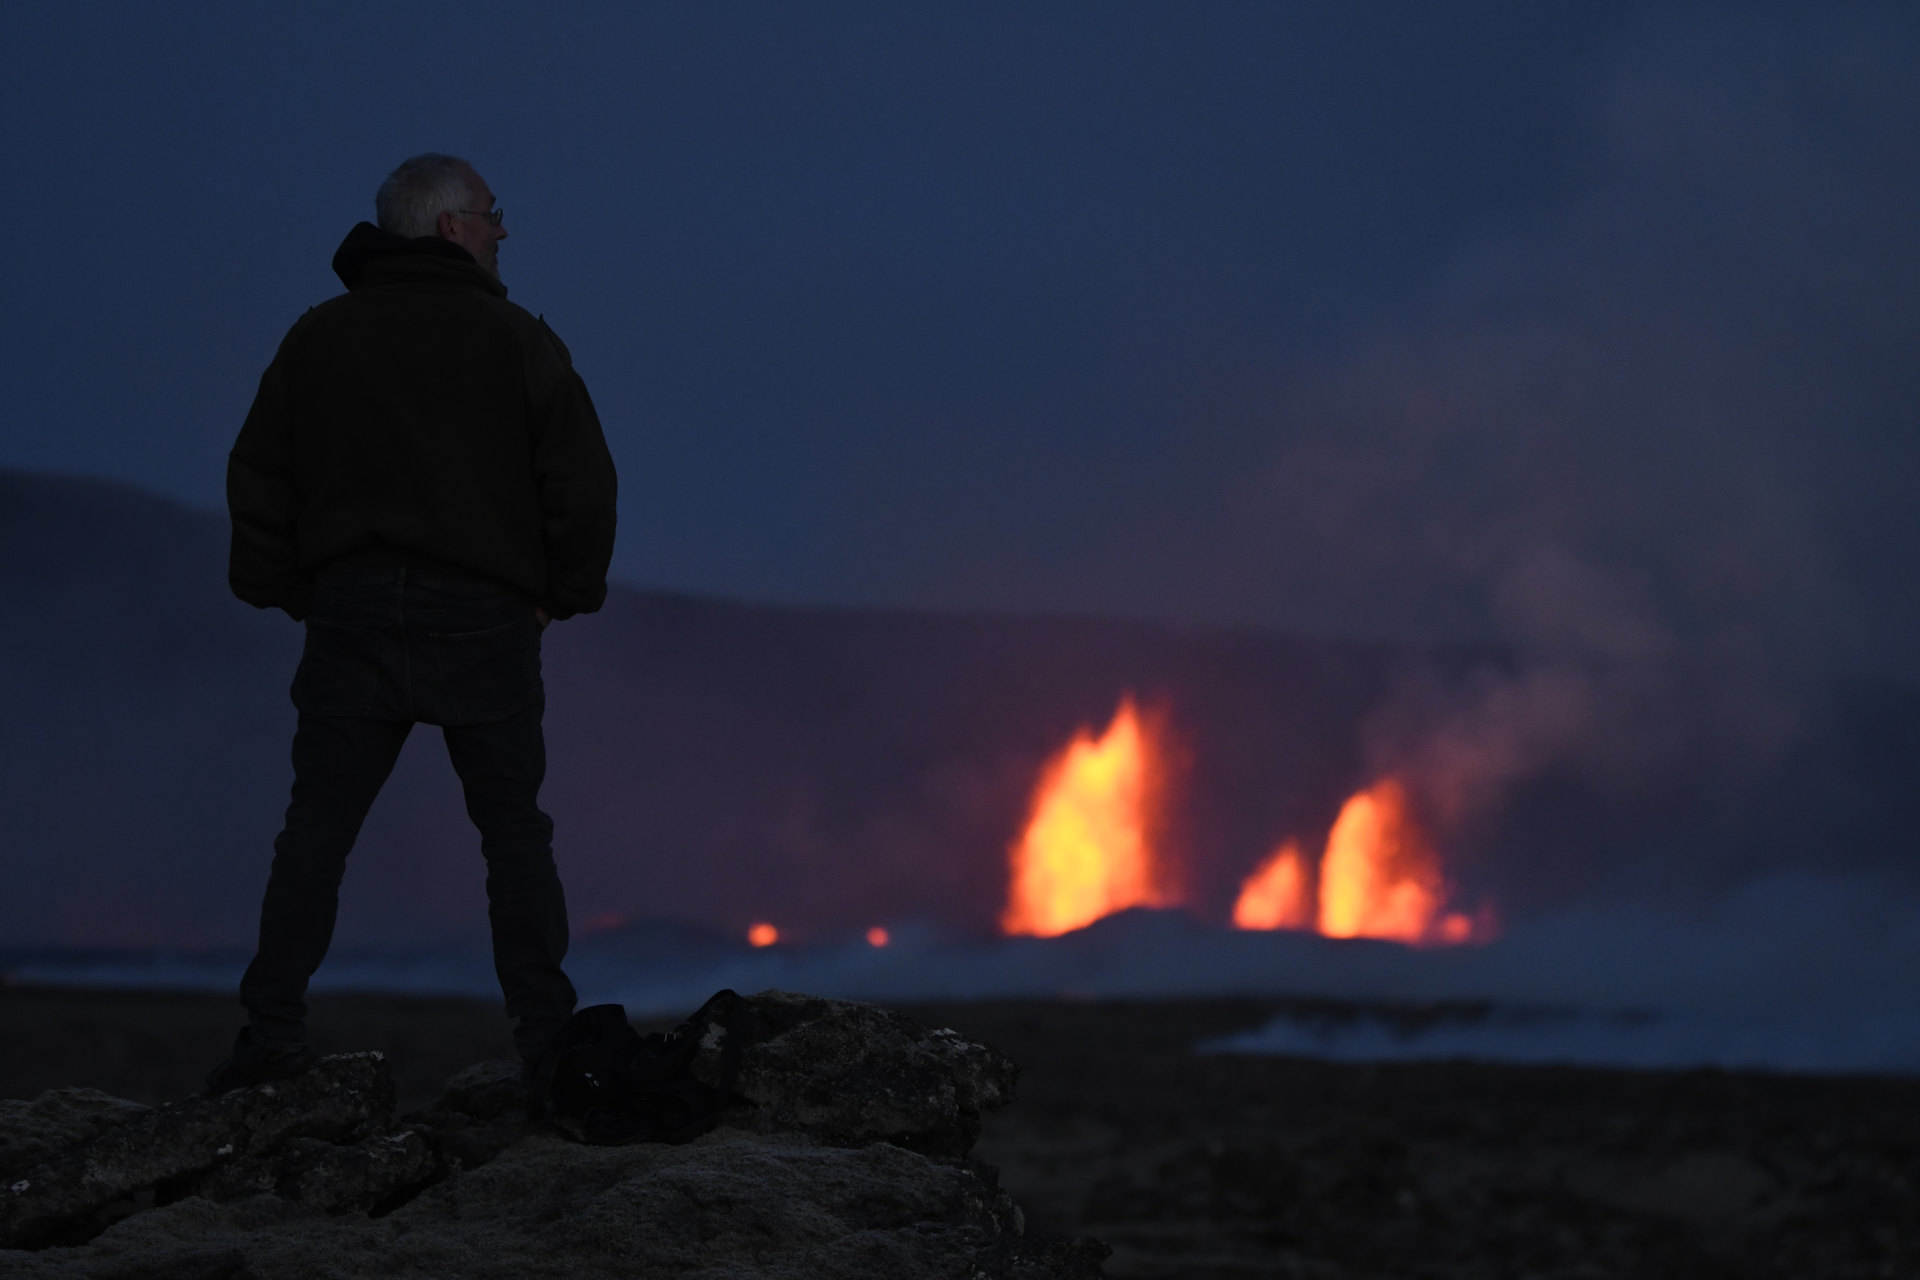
[205,1026,318,1095]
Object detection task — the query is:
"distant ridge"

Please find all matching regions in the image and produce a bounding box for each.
[1,467,1914,950]
[0,467,1407,948]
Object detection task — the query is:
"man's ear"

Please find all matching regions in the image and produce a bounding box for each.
[435,209,458,241]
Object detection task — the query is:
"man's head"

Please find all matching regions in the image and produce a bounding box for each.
[374,153,508,278]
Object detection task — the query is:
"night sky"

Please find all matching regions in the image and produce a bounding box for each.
[4,2,1916,680]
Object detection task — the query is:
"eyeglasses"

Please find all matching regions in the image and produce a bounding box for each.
[458,207,504,227]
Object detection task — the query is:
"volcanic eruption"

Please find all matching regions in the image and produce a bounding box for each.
[1240,779,1491,946]
[1001,696,1172,937]
[1003,693,1492,945]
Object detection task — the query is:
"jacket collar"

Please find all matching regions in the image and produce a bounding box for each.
[330,222,508,298]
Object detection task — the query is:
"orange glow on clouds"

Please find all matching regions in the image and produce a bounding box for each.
[747,922,779,947]
[866,926,890,948]
[581,910,627,934]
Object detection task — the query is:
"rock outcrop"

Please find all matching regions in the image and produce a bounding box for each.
[0,991,1106,1278]
[715,989,1019,1156]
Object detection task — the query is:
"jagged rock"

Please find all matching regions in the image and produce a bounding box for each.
[7,1131,1106,1278]
[192,1129,439,1215]
[409,991,1023,1166]
[399,1059,528,1172]
[426,1059,525,1120]
[0,993,1104,1277]
[184,1157,276,1207]
[705,990,1019,1157]
[1,1092,151,1183]
[271,1130,439,1214]
[2,1053,390,1248]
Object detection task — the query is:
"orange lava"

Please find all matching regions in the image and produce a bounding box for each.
[1002,696,1168,937]
[747,922,779,947]
[1231,778,1491,946]
[866,926,891,948]
[1230,840,1312,931]
[1317,780,1445,943]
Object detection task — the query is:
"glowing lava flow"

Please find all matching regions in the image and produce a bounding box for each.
[1002,697,1168,937]
[1233,778,1486,946]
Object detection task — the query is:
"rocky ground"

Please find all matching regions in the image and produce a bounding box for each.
[4,985,1918,1278]
[911,998,1920,1279]
[1,989,1103,1278]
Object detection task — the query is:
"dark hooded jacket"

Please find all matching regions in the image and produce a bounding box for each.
[227,223,617,621]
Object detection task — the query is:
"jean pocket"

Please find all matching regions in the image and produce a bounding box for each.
[423,614,542,726]
[290,620,389,717]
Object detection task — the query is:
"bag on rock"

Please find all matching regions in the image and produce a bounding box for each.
[541,989,753,1145]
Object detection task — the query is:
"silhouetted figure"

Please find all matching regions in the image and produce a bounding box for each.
[209,154,617,1093]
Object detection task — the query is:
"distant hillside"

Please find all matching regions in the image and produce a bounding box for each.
[1,468,1914,948]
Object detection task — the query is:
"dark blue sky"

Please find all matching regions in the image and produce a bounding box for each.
[4,3,1916,678]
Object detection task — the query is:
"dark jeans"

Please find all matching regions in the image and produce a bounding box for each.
[239,562,577,1062]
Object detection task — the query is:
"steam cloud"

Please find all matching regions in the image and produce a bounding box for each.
[1216,10,1920,897]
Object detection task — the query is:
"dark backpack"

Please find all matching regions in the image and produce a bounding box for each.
[539,989,753,1146]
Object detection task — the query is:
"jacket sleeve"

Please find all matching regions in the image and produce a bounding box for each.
[227,335,313,620]
[529,317,618,619]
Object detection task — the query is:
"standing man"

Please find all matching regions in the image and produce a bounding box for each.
[213,154,617,1092]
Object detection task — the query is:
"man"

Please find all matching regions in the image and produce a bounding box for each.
[213,154,617,1094]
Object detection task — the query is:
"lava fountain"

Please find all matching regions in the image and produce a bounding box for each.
[1234,778,1488,945]
[1230,839,1312,931]
[1002,696,1170,937]
[1319,779,1450,943]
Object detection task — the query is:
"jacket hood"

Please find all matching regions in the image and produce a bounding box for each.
[330,222,507,297]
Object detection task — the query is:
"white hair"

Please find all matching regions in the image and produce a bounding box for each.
[374,154,475,239]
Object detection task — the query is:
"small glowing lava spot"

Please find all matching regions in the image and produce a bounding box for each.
[1437,913,1473,944]
[582,910,627,933]
[866,926,890,948]
[747,922,779,947]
